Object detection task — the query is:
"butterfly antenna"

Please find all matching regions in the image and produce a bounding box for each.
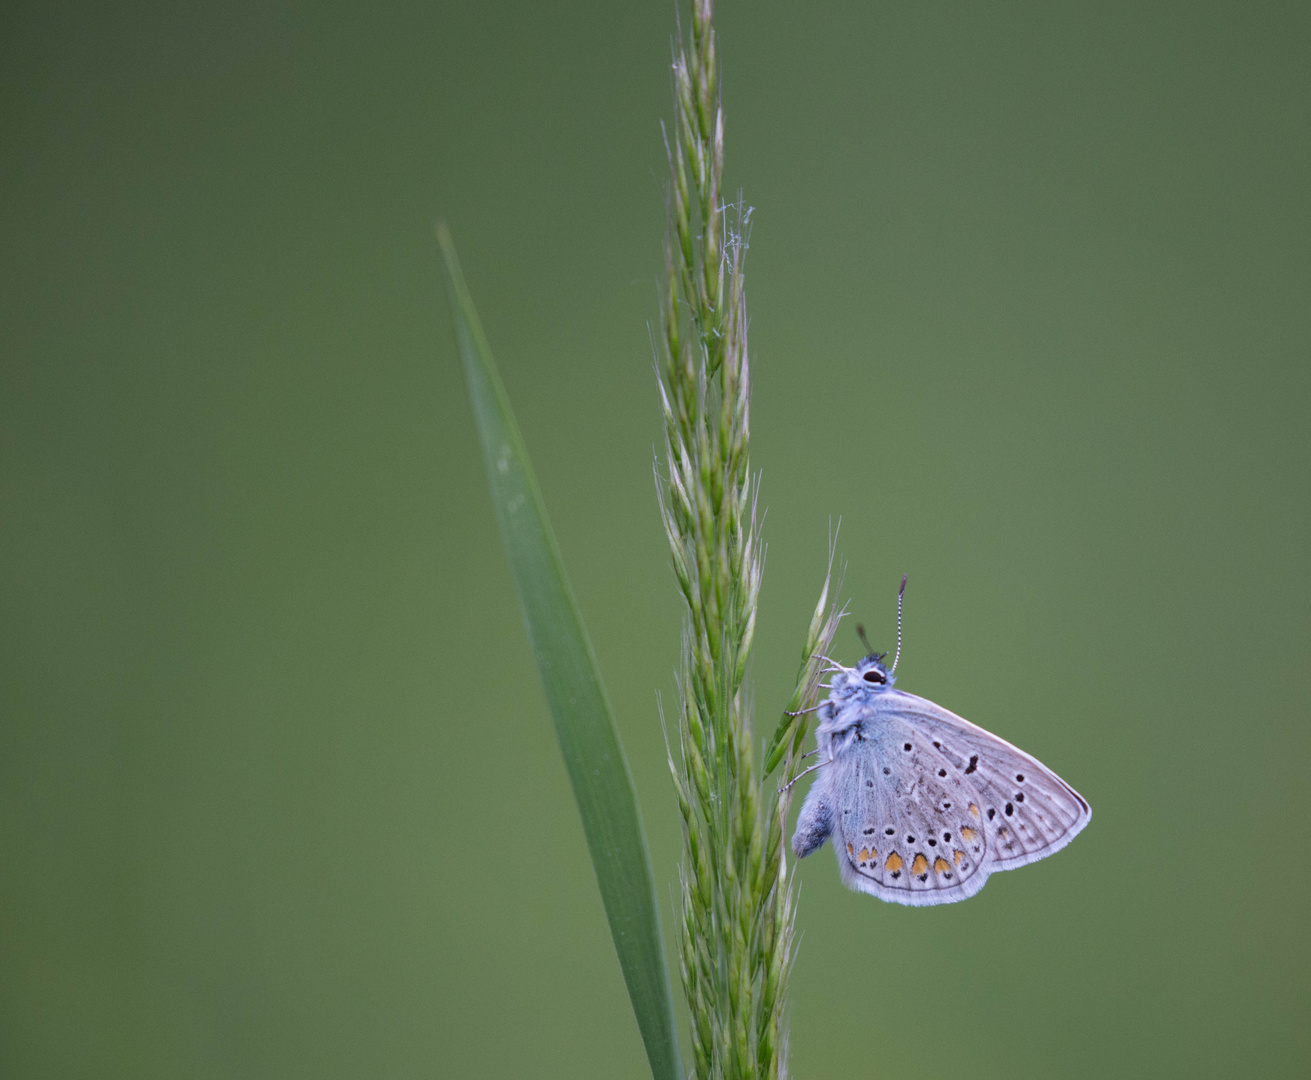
[889,574,907,676]
[856,623,875,655]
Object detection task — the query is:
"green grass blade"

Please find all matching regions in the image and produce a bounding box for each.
[437,223,683,1080]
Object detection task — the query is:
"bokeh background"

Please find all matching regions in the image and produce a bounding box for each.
[3,1,1308,1077]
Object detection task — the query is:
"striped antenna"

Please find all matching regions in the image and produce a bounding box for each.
[889,574,907,676]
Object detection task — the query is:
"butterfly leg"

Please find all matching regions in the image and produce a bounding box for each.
[811,654,849,673]
[780,756,832,794]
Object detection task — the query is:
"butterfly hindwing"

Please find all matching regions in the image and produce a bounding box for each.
[827,714,991,906]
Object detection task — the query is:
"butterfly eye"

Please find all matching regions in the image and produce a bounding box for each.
[862,669,886,684]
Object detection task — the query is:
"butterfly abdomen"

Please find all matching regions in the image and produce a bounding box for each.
[791,787,834,859]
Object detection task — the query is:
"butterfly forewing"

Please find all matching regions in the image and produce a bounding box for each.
[878,690,1091,871]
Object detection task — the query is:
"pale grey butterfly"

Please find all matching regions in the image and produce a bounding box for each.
[790,577,1090,906]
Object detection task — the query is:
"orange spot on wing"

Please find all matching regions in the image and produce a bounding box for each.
[847,842,854,855]
[933,857,950,874]
[911,854,929,876]
[884,852,903,873]
[960,827,977,842]
[858,847,870,862]
[953,849,964,866]
[969,803,980,818]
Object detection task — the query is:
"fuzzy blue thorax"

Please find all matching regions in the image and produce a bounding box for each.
[814,654,899,759]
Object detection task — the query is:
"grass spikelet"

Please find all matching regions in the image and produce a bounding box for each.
[656,5,844,1077]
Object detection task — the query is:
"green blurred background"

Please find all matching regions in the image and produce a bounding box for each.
[3,1,1308,1076]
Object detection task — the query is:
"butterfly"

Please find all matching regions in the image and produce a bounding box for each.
[790,581,1090,906]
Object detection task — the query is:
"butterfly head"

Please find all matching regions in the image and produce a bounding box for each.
[855,653,894,689]
[828,653,896,700]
